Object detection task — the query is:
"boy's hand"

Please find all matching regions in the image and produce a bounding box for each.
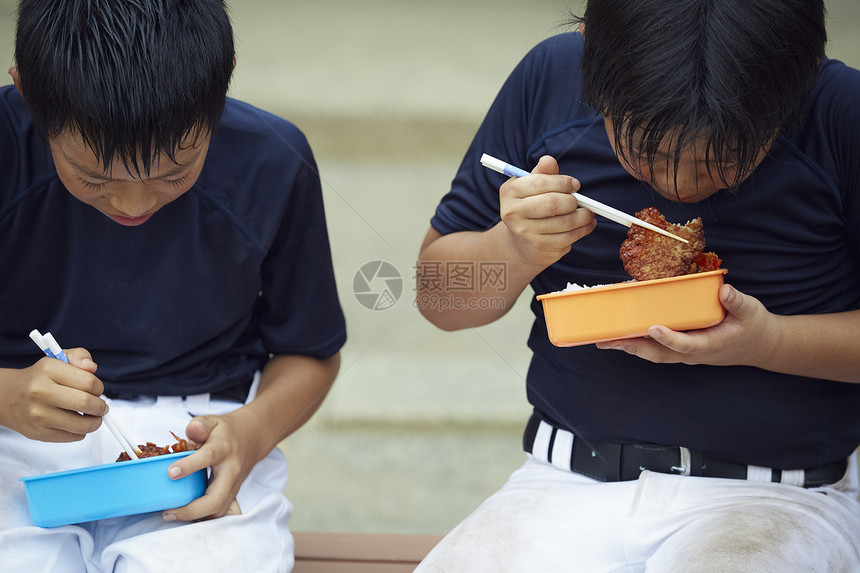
[161,409,264,522]
[499,155,596,270]
[595,284,781,367]
[0,348,106,442]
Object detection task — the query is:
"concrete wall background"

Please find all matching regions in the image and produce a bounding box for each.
[0,0,857,535]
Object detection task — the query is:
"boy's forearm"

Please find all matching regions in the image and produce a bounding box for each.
[238,352,340,460]
[0,367,19,430]
[761,310,860,383]
[416,224,544,331]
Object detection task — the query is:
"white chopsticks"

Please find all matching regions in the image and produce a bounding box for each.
[101,414,140,460]
[29,329,140,460]
[480,154,689,244]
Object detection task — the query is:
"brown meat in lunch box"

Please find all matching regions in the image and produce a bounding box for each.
[620,207,720,281]
[116,431,198,462]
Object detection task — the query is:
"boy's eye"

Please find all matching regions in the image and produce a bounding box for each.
[76,175,190,190]
[79,178,107,190]
[165,174,190,187]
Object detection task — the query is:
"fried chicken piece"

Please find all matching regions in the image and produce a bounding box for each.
[116,431,198,462]
[619,207,708,281]
[691,251,723,273]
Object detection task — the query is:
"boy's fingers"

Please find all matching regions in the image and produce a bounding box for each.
[65,348,98,372]
[49,360,104,397]
[50,382,108,417]
[184,416,214,444]
[38,360,107,414]
[503,156,579,198]
[54,409,103,435]
[507,174,580,199]
[532,155,560,175]
[164,486,238,523]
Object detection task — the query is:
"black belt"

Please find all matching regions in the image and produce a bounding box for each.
[523,414,847,489]
[104,382,251,404]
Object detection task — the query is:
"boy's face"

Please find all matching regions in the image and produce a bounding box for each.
[603,117,771,203]
[48,131,210,226]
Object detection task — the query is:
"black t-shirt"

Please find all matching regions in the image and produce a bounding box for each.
[0,87,346,396]
[431,33,860,468]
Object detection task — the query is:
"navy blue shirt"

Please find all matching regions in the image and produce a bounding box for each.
[0,87,346,396]
[431,33,860,469]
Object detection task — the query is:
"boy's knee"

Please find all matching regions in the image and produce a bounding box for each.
[648,506,853,573]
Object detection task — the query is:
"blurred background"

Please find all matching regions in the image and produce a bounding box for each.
[1,0,858,535]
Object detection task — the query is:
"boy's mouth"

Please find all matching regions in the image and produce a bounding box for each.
[107,212,154,226]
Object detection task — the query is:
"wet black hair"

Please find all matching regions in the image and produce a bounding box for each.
[569,0,826,190]
[14,0,235,175]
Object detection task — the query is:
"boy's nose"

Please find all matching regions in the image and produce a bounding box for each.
[110,188,158,217]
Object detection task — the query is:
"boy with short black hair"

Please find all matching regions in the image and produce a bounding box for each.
[0,1,345,570]
[416,0,860,570]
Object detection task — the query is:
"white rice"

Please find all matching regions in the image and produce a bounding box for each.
[559,281,613,292]
[553,279,640,293]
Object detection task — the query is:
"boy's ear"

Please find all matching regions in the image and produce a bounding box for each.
[8,67,22,95]
[579,22,585,37]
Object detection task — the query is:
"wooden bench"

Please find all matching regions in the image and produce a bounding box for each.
[293,532,443,572]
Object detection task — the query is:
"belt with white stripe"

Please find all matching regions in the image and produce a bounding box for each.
[523,413,847,488]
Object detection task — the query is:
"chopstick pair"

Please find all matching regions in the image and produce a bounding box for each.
[480,154,689,244]
[29,329,141,460]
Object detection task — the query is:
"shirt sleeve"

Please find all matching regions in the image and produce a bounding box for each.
[257,147,347,359]
[0,88,24,213]
[825,61,860,259]
[430,33,585,236]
